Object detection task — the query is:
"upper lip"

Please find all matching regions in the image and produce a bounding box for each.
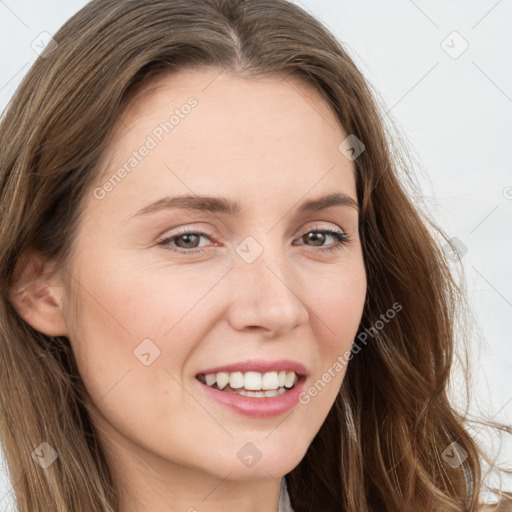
[197,359,307,377]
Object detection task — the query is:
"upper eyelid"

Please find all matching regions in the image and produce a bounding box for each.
[163,222,346,239]
[297,223,346,234]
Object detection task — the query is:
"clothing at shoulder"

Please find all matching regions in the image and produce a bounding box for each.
[279,477,294,512]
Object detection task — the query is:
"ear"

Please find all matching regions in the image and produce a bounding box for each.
[8,250,69,337]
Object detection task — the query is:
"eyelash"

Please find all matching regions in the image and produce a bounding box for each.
[157,225,351,255]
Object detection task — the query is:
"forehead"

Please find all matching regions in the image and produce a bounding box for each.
[90,68,356,219]
[113,67,348,157]
[123,68,338,126]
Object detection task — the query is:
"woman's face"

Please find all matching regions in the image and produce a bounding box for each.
[61,69,366,493]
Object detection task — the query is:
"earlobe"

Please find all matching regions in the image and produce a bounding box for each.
[8,250,69,337]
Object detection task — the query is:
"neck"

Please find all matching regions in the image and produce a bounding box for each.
[106,439,284,512]
[118,469,284,512]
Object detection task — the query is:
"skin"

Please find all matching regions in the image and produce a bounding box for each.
[14,68,367,512]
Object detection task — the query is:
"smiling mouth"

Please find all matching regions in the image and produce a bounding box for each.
[196,370,299,398]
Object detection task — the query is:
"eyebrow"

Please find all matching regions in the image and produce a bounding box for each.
[131,191,359,219]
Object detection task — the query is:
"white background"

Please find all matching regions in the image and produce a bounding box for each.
[1,0,510,508]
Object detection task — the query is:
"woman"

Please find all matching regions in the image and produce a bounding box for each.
[0,0,510,511]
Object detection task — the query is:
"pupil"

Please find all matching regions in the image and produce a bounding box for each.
[178,234,198,248]
[306,232,324,246]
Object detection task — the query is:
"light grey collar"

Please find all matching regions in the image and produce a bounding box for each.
[278,477,294,512]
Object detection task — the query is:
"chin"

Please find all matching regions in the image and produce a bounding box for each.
[220,441,308,480]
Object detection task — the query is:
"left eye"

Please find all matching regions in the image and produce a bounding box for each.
[159,231,211,252]
[294,227,350,253]
[158,227,349,254]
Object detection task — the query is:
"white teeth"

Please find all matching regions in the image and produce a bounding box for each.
[200,370,298,392]
[233,387,288,397]
[262,371,279,390]
[205,374,216,386]
[216,372,229,390]
[229,372,244,389]
[284,371,296,388]
[244,371,262,390]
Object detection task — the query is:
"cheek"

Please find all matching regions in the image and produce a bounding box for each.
[294,263,365,417]
[65,269,193,449]
[66,254,221,400]
[71,250,209,340]
[307,262,367,353]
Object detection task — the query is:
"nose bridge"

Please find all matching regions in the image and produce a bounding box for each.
[226,233,309,335]
[235,231,291,292]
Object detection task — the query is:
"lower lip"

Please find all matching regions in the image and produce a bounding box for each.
[195,376,306,418]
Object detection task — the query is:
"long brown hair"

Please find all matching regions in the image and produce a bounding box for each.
[0,0,510,510]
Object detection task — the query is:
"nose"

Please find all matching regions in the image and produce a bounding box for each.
[226,243,310,338]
